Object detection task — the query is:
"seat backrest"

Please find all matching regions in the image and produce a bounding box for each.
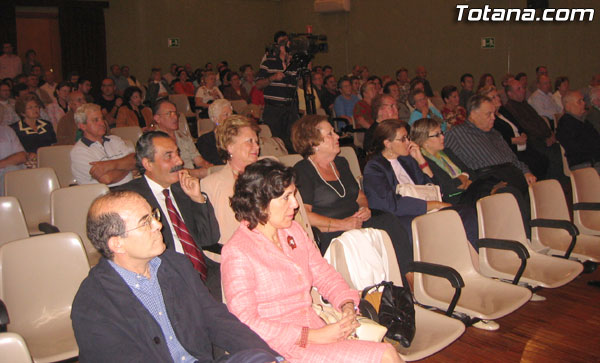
[278,154,303,168]
[258,124,272,138]
[294,191,315,242]
[0,233,89,340]
[230,100,248,114]
[197,118,215,137]
[3,168,59,232]
[259,137,288,157]
[559,144,571,177]
[0,332,33,363]
[36,145,76,187]
[477,193,527,243]
[110,126,143,146]
[50,184,109,265]
[571,167,600,231]
[0,197,29,247]
[328,230,403,289]
[169,94,192,113]
[412,210,477,276]
[339,146,361,180]
[529,179,570,221]
[178,113,192,138]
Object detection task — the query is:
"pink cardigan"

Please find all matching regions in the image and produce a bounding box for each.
[221,221,360,355]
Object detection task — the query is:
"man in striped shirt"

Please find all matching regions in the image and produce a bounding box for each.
[256,31,299,152]
[445,94,537,193]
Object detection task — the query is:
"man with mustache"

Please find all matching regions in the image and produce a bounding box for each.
[70,103,136,186]
[115,131,222,297]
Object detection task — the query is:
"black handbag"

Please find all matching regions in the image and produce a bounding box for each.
[361,281,416,348]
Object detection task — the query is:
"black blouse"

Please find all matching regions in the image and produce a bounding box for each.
[10,119,57,153]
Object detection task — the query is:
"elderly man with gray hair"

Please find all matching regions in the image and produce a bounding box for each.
[70,103,136,186]
[557,90,600,173]
[195,99,232,166]
[586,86,600,135]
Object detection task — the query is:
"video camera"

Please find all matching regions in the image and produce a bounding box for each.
[266,33,328,69]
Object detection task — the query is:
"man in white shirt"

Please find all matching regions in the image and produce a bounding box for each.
[0,43,22,79]
[528,74,562,122]
[70,103,135,186]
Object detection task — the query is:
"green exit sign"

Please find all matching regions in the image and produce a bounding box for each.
[168,38,180,48]
[481,37,495,49]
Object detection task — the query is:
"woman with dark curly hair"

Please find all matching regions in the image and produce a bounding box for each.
[221,158,400,363]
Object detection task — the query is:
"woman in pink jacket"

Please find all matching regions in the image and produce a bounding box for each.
[221,158,401,363]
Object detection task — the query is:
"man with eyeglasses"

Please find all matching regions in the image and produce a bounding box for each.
[72,190,284,363]
[70,103,136,186]
[116,131,222,298]
[152,99,212,179]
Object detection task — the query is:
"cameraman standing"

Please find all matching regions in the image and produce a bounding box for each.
[256,31,299,152]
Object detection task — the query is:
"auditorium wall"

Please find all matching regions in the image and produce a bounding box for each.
[104,0,599,89]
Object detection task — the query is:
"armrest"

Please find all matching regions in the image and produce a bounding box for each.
[38,222,60,234]
[530,218,579,259]
[0,299,8,332]
[477,238,529,284]
[573,202,600,211]
[407,261,464,316]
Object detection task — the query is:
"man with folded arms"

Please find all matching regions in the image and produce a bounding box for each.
[71,190,283,362]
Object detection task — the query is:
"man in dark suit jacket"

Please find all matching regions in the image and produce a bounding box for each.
[115,131,222,297]
[71,190,281,362]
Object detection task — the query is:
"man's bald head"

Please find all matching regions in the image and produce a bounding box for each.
[563,90,586,117]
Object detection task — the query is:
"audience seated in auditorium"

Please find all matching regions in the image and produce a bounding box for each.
[196,99,231,167]
[121,65,144,95]
[581,73,600,107]
[78,78,94,103]
[528,74,562,122]
[201,115,260,245]
[45,81,71,128]
[25,74,42,100]
[223,71,250,102]
[153,99,210,179]
[39,70,57,105]
[71,190,279,363]
[222,158,401,363]
[364,94,398,153]
[163,63,178,85]
[367,75,383,95]
[0,124,26,196]
[440,85,467,127]
[71,103,135,186]
[353,81,377,129]
[116,131,222,295]
[479,86,547,180]
[383,81,410,121]
[319,74,338,116]
[172,69,195,98]
[458,73,474,109]
[22,49,42,77]
[195,71,223,112]
[363,118,479,248]
[412,65,433,97]
[395,68,411,105]
[239,64,255,95]
[445,94,536,197]
[95,78,123,128]
[311,71,325,102]
[476,73,495,92]
[515,72,532,100]
[552,76,570,113]
[109,64,129,97]
[351,75,362,98]
[408,89,445,130]
[0,42,22,79]
[291,114,413,276]
[502,79,564,181]
[0,81,18,126]
[116,86,153,129]
[56,90,85,145]
[333,76,360,121]
[497,73,515,106]
[145,68,172,107]
[586,86,600,135]
[11,94,56,154]
[557,90,600,173]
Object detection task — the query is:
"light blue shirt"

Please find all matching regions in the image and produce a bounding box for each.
[408,107,447,132]
[109,257,195,363]
[334,94,360,118]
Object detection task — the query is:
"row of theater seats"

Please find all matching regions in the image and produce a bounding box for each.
[1,146,600,362]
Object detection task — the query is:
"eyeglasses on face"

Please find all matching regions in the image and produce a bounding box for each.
[394,135,410,143]
[428,131,444,138]
[123,208,160,234]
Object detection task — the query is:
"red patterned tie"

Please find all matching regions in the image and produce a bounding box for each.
[162,189,207,281]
